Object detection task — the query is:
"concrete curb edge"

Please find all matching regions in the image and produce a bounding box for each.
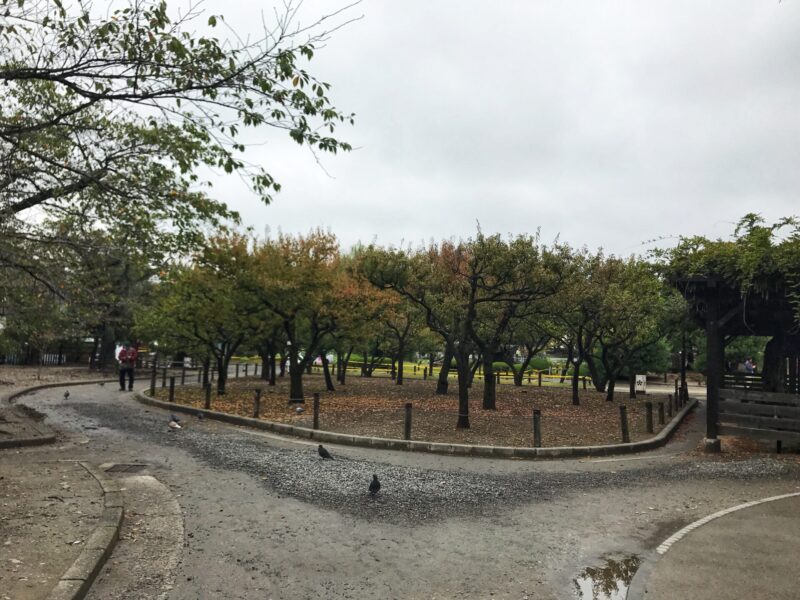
[46,462,124,600]
[626,491,800,600]
[2,379,117,406]
[1,379,116,449]
[135,390,698,460]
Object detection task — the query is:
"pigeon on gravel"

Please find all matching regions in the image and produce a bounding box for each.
[196,411,205,420]
[63,390,70,400]
[170,413,181,424]
[369,474,381,497]
[168,419,182,430]
[318,444,333,460]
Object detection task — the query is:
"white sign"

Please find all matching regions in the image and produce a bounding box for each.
[635,374,647,394]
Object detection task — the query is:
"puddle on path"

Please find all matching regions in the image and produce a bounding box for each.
[573,555,641,600]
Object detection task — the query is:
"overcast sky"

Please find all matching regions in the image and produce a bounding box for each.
[200,0,800,255]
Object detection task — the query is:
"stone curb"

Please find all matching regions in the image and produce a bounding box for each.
[135,390,698,460]
[626,492,800,600]
[2,378,117,406]
[0,379,115,450]
[46,462,124,600]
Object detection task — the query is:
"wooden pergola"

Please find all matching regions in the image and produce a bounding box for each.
[677,276,800,451]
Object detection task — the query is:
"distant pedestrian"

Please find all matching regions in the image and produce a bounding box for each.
[744,357,754,374]
[118,343,138,391]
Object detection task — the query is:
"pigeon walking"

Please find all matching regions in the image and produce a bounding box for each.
[170,413,181,424]
[318,444,333,460]
[196,411,205,420]
[63,390,70,400]
[369,474,381,497]
[168,419,182,430]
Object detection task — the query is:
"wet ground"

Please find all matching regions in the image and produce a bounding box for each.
[9,385,800,599]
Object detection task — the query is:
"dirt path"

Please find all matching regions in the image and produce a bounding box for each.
[10,386,800,599]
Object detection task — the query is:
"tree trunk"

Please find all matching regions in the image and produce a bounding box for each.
[586,355,604,392]
[455,348,471,428]
[89,336,100,370]
[269,353,277,386]
[261,353,269,381]
[571,357,582,405]
[396,345,405,385]
[279,355,287,377]
[337,347,353,384]
[437,341,453,395]
[482,355,496,410]
[321,353,335,391]
[288,346,304,402]
[98,324,117,371]
[216,355,229,395]
[605,376,616,402]
[560,344,574,383]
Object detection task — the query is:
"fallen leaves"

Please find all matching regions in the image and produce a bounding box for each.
[157,373,668,448]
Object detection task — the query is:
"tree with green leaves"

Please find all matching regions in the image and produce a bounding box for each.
[137,235,262,396]
[249,230,340,402]
[1,0,354,289]
[658,213,800,392]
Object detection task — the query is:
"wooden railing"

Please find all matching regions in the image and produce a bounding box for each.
[718,388,800,445]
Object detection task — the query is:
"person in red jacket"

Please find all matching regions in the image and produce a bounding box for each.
[118,343,138,391]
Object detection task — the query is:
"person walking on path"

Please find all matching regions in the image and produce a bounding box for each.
[118,343,138,391]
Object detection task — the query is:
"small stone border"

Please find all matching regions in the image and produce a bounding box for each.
[0,379,115,449]
[135,390,697,459]
[626,491,800,600]
[46,462,124,600]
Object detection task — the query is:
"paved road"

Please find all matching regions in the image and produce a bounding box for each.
[12,385,800,600]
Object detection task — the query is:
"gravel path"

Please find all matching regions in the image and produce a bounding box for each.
[11,385,800,599]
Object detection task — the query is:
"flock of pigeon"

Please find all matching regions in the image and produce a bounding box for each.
[318,443,381,496]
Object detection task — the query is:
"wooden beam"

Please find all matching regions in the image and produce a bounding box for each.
[718,424,800,442]
[719,388,800,406]
[720,400,800,419]
[720,413,800,432]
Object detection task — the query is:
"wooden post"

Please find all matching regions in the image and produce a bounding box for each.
[658,401,665,425]
[645,401,654,433]
[204,383,212,409]
[705,288,722,451]
[527,372,531,384]
[496,372,501,385]
[254,363,259,377]
[582,376,587,390]
[168,376,175,402]
[667,394,674,417]
[777,440,782,454]
[181,366,186,386]
[197,369,202,384]
[149,369,156,396]
[664,372,668,384]
[538,371,542,387]
[244,364,249,377]
[404,402,412,440]
[533,408,542,448]
[235,363,240,378]
[253,388,262,418]
[423,368,428,380]
[161,366,167,388]
[619,405,630,443]
[313,392,320,429]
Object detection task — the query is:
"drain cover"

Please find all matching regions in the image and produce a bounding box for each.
[105,463,147,473]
